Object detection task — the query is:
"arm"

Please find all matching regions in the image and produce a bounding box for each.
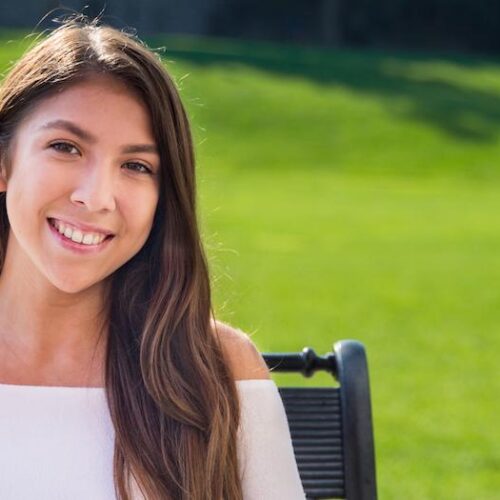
[213,320,306,499]
[211,319,271,381]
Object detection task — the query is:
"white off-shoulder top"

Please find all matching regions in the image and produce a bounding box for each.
[0,379,306,499]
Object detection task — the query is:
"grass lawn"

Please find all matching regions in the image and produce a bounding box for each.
[1,30,499,498]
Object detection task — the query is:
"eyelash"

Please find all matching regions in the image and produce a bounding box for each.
[123,162,152,175]
[50,141,79,155]
[49,141,153,175]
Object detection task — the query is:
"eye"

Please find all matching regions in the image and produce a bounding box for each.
[123,161,153,175]
[49,141,80,155]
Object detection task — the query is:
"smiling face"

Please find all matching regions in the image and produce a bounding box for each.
[0,74,161,294]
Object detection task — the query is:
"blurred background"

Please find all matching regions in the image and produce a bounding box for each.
[1,1,499,498]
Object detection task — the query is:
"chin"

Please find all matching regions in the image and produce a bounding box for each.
[47,273,109,295]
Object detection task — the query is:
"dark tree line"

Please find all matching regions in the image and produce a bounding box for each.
[340,0,500,53]
[211,0,500,54]
[2,0,499,54]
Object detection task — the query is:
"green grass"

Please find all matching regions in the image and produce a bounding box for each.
[1,30,500,498]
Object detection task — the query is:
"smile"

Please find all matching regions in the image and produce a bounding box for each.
[47,218,114,249]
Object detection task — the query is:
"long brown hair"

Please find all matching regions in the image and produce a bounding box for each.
[0,18,242,500]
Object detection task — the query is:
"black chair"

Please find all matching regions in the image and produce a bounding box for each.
[263,340,377,500]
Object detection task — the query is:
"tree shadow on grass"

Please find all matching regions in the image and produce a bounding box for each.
[149,36,500,143]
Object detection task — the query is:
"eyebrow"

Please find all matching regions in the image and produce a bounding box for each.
[39,119,158,155]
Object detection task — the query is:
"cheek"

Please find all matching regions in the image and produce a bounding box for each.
[6,176,66,244]
[8,156,67,205]
[121,189,158,242]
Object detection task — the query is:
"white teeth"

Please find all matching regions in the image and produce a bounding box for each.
[50,219,108,246]
[82,233,93,245]
[71,230,83,243]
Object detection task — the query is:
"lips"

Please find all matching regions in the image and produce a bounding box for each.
[48,218,114,247]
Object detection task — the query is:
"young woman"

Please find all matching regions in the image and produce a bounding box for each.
[0,19,305,500]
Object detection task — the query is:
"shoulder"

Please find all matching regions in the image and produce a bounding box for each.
[211,319,271,381]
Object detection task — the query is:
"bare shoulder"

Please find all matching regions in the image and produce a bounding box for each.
[211,319,271,381]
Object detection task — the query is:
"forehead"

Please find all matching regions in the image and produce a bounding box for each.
[16,74,155,143]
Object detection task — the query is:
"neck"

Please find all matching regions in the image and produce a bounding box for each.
[0,240,109,387]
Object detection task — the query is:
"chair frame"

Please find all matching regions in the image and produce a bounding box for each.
[263,340,377,500]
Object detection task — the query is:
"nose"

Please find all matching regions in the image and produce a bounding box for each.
[70,161,117,212]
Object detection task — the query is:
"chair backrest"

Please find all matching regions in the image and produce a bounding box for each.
[263,340,377,500]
